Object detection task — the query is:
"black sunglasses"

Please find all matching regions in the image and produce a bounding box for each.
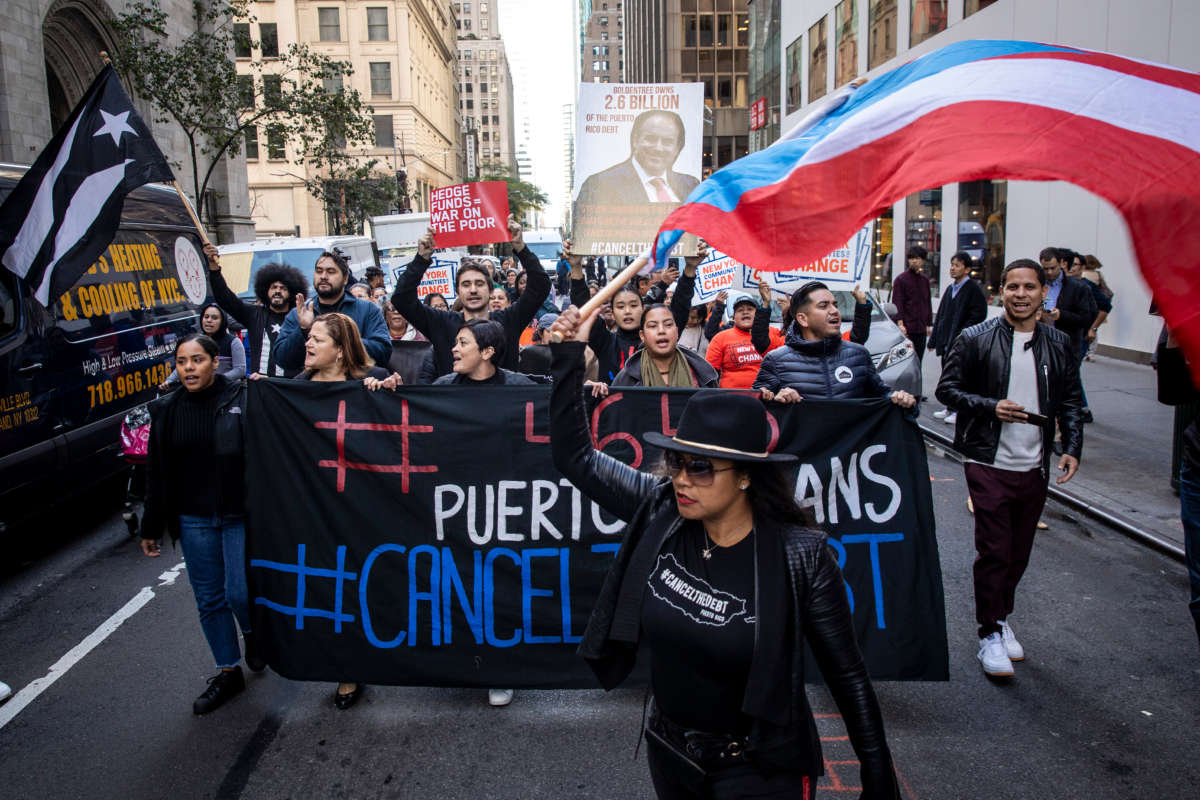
[664,451,736,486]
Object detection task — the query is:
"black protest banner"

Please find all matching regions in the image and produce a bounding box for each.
[244,381,948,686]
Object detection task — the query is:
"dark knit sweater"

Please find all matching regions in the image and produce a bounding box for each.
[168,381,244,517]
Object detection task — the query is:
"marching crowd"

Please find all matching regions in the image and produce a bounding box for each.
[123,213,1200,800]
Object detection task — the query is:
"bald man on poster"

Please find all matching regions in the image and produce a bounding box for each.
[576,109,700,206]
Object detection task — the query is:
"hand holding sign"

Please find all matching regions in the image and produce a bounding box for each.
[203,242,220,272]
[508,214,524,252]
[757,279,771,306]
[429,182,511,248]
[683,240,708,276]
[418,228,436,260]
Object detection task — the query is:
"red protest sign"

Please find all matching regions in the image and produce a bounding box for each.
[429,181,511,248]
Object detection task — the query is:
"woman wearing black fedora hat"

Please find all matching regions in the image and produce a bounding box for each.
[548,307,899,800]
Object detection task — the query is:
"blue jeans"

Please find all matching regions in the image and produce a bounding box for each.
[178,514,251,668]
[1177,468,1200,644]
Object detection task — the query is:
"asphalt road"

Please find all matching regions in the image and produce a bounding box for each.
[1,447,1197,800]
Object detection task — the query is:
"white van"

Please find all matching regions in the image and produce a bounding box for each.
[216,235,378,299]
[522,229,564,273]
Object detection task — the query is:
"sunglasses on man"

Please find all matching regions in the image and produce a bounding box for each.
[663,450,736,486]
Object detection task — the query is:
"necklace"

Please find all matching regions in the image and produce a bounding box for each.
[701,527,753,560]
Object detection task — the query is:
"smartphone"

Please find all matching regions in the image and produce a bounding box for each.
[1022,411,1050,426]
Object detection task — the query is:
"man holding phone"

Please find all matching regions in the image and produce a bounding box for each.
[936,258,1084,678]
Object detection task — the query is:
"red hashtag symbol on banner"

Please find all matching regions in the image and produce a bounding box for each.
[315,399,438,493]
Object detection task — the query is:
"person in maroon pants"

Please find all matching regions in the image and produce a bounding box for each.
[936,258,1084,678]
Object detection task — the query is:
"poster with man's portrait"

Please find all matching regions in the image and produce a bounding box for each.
[573,82,704,259]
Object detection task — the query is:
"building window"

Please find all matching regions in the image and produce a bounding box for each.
[267,129,286,160]
[481,17,489,30]
[234,23,251,58]
[492,114,499,125]
[244,126,259,160]
[959,179,1007,292]
[808,16,828,103]
[465,98,474,109]
[462,2,470,11]
[463,49,472,59]
[965,0,999,16]
[834,0,858,88]
[373,114,394,148]
[869,206,893,290]
[910,0,947,48]
[263,75,283,106]
[259,23,279,58]
[367,7,388,41]
[318,8,341,41]
[868,0,897,70]
[323,76,343,93]
[462,19,471,30]
[370,62,392,96]
[237,75,255,108]
[906,189,942,293]
[481,1,488,10]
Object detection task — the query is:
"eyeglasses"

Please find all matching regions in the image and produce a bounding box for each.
[664,451,736,486]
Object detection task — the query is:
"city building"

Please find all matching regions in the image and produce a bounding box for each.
[454,0,519,176]
[243,0,461,236]
[0,0,253,241]
[780,0,1200,360]
[624,0,752,176]
[747,0,780,151]
[581,2,624,84]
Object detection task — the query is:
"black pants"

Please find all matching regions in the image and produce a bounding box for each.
[645,733,815,800]
[909,329,927,363]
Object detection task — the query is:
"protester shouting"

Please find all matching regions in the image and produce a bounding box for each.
[274,249,391,372]
[141,333,263,715]
[204,243,307,378]
[393,217,549,379]
[754,281,916,408]
[704,282,784,389]
[293,313,398,707]
[590,244,705,383]
[611,303,718,388]
[162,302,245,388]
[547,307,901,800]
[936,259,1084,678]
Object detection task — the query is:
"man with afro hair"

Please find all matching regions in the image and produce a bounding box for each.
[204,243,309,377]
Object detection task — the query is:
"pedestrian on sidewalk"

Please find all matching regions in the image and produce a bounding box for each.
[930,252,987,424]
[892,245,933,366]
[1039,247,1098,422]
[140,333,266,715]
[936,258,1084,678]
[1154,330,1200,648]
[547,307,901,799]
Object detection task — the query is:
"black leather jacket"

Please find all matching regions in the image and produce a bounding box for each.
[549,341,899,797]
[935,317,1083,472]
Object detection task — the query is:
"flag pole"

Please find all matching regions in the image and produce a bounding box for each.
[170,181,212,247]
[550,253,649,343]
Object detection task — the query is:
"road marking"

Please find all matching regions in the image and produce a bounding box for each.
[0,560,186,731]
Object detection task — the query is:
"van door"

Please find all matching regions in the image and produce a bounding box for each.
[0,271,59,489]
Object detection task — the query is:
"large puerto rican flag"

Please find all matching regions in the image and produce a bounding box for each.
[654,39,1200,373]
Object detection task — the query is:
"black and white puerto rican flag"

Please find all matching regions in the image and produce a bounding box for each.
[0,65,174,306]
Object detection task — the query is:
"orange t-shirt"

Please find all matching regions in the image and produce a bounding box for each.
[705,325,785,389]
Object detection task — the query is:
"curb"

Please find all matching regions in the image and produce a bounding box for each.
[918,423,1186,563]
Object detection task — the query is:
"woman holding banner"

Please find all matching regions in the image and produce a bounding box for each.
[548,308,900,799]
[294,312,399,708]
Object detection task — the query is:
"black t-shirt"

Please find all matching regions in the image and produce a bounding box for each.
[641,521,756,734]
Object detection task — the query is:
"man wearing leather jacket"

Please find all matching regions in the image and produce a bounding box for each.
[936,258,1084,678]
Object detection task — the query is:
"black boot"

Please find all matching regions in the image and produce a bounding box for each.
[193,667,245,715]
[243,632,266,673]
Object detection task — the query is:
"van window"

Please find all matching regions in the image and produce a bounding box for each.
[525,241,561,261]
[220,248,325,297]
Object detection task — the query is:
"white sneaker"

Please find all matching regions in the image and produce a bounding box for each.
[944,412,957,424]
[487,688,514,707]
[977,633,1014,677]
[999,620,1025,661]
[0,681,10,703]
[933,409,949,419]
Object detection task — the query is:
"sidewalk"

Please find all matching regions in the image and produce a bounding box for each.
[917,350,1185,547]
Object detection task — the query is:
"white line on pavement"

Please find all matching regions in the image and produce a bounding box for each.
[0,560,187,731]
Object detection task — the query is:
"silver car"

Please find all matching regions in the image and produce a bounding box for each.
[830,290,922,397]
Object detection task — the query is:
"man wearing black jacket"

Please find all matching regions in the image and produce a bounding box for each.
[936,258,1083,678]
[391,216,548,379]
[930,251,988,423]
[1041,247,1099,421]
[203,244,307,378]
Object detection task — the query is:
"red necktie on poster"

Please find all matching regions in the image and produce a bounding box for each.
[429,181,512,248]
[649,177,673,203]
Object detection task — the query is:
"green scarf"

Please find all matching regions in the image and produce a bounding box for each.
[641,348,696,387]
